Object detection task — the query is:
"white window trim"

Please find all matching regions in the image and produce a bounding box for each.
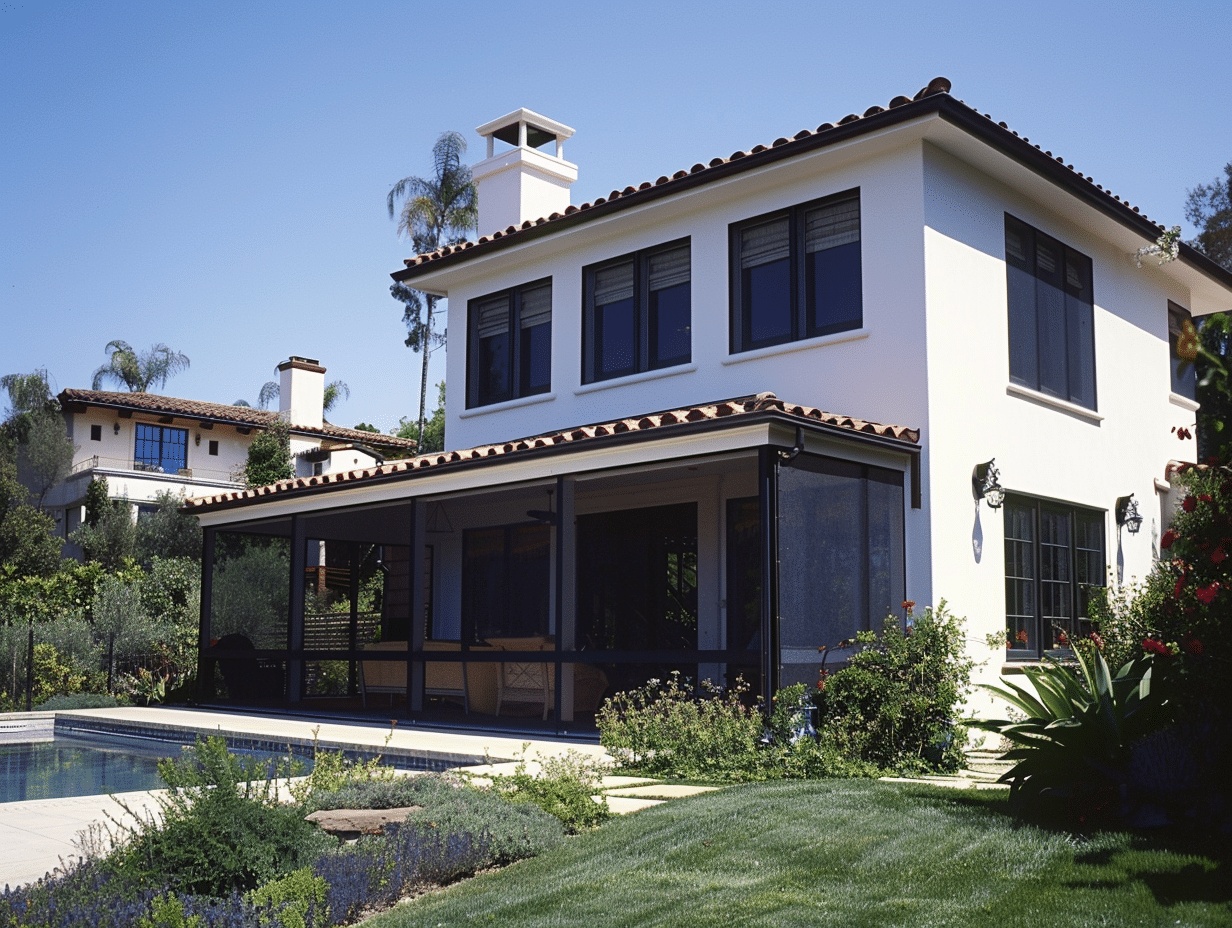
[722,328,869,366]
[1006,382,1104,423]
[456,391,556,420]
[574,363,698,396]
[1169,392,1200,413]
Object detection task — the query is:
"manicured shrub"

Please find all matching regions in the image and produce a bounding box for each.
[303,770,468,814]
[816,601,973,772]
[36,691,123,710]
[107,737,336,897]
[485,749,611,833]
[400,782,565,865]
[249,867,327,928]
[597,673,765,780]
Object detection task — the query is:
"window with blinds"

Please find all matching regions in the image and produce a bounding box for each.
[1005,214,1096,410]
[584,240,691,383]
[466,279,552,408]
[730,190,862,353]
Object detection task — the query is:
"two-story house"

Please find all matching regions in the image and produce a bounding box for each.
[185,79,1232,730]
[48,356,415,551]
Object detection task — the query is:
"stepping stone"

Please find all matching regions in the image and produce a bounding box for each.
[603,795,666,814]
[604,784,723,799]
[598,776,660,789]
[306,806,420,839]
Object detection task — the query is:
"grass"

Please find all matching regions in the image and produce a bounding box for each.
[362,779,1231,928]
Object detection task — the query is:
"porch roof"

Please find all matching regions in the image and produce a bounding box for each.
[184,392,920,516]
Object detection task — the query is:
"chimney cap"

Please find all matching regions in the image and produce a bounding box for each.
[476,109,574,148]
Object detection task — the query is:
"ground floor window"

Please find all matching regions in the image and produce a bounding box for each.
[1004,495,1104,657]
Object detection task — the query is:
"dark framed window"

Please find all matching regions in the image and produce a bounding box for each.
[134,424,187,473]
[208,439,219,456]
[90,424,102,441]
[1004,495,1104,657]
[730,189,862,353]
[1169,301,1197,400]
[1005,214,1096,409]
[466,279,552,408]
[583,240,691,382]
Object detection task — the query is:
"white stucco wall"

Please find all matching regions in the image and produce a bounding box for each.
[919,143,1196,696]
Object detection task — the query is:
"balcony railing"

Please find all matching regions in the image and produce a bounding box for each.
[68,455,240,485]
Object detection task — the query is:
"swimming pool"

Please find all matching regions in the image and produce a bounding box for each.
[0,733,177,803]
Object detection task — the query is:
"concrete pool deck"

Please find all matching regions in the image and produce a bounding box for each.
[1,705,611,890]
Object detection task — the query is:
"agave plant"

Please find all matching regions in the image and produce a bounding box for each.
[973,645,1170,806]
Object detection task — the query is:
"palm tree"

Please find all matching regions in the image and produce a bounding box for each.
[91,340,190,393]
[233,378,349,419]
[387,131,478,450]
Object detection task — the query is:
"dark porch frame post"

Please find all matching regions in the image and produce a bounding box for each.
[347,542,360,696]
[554,475,576,730]
[758,446,780,703]
[288,514,306,703]
[196,526,216,704]
[408,500,426,715]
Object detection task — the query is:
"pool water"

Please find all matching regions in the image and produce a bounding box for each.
[0,734,306,804]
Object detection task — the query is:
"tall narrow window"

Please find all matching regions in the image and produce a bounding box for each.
[134,424,187,473]
[1004,495,1104,657]
[467,280,552,408]
[1006,215,1096,409]
[730,190,862,353]
[1169,302,1197,400]
[584,240,690,383]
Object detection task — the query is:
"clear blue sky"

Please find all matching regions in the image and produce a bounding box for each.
[3,0,1229,434]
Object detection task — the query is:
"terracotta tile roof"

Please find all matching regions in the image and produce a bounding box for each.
[394,77,1231,289]
[185,392,919,512]
[58,389,417,453]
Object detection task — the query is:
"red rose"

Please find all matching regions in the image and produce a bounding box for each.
[1183,496,1197,512]
[1184,637,1204,656]
[1196,584,1220,604]
[1200,494,1213,503]
[1174,576,1186,598]
[1088,632,1105,650]
[1142,638,1168,655]
[1212,548,1226,565]
[1161,530,1178,550]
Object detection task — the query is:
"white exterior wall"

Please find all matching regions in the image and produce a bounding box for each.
[919,144,1195,696]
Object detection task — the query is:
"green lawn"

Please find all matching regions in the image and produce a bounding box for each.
[366,780,1230,928]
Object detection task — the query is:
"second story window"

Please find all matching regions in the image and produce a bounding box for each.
[1169,301,1197,401]
[134,423,187,473]
[583,240,691,382]
[730,189,862,354]
[466,279,552,408]
[1005,214,1096,410]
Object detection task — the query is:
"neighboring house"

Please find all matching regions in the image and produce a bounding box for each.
[48,356,415,547]
[185,79,1232,729]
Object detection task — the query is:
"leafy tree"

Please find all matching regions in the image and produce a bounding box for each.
[84,476,110,527]
[388,131,477,450]
[71,496,137,570]
[1185,161,1232,270]
[21,407,76,510]
[353,422,379,433]
[244,419,293,487]
[91,340,190,393]
[134,490,202,563]
[1,369,57,449]
[0,458,61,577]
[395,381,445,453]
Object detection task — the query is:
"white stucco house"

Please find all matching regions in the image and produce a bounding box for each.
[46,356,415,549]
[184,79,1232,729]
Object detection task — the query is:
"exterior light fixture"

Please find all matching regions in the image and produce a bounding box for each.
[972,459,1005,509]
[1116,494,1143,534]
[113,422,121,435]
[194,431,201,446]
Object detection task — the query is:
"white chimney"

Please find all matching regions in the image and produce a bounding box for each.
[472,109,577,237]
[277,356,324,429]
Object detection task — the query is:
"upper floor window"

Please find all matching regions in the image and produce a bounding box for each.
[466,279,552,408]
[1169,301,1197,401]
[583,240,691,382]
[90,424,102,441]
[134,423,187,473]
[1004,494,1104,658]
[1005,215,1096,409]
[730,190,862,354]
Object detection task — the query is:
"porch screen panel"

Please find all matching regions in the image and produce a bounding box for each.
[462,524,550,642]
[207,532,291,701]
[776,455,904,689]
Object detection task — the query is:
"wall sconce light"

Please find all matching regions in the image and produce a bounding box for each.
[972,459,1005,509]
[1116,494,1143,534]
[194,432,201,446]
[113,422,121,436]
